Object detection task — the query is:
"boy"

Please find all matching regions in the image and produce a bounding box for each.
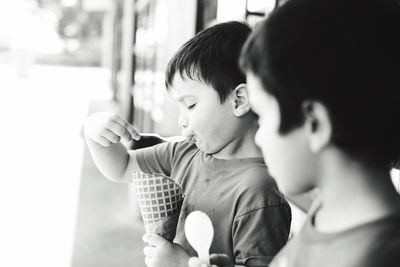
[84,21,291,267]
[189,0,400,266]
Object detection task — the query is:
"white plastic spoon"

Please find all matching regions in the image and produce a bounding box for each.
[185,210,214,265]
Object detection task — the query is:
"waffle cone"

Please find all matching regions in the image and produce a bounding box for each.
[132,172,183,241]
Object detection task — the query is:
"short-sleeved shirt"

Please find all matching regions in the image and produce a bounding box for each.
[135,141,291,266]
[270,199,400,267]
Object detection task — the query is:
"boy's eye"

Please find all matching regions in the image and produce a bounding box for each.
[187,103,197,110]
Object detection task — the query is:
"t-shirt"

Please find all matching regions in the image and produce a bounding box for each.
[270,199,400,267]
[135,141,291,266]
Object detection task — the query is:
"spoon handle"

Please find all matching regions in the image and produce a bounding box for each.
[198,249,210,265]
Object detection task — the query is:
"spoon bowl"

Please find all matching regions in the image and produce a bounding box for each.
[185,211,214,265]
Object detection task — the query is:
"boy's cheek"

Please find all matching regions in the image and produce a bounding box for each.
[255,129,262,147]
[255,125,267,148]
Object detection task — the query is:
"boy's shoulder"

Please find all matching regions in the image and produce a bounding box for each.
[235,161,276,190]
[371,212,400,248]
[232,162,288,209]
[154,140,199,160]
[375,219,400,266]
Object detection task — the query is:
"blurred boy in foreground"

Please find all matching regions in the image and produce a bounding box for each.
[190,0,400,266]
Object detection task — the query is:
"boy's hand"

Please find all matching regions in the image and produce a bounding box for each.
[188,254,233,267]
[84,112,140,146]
[143,233,191,267]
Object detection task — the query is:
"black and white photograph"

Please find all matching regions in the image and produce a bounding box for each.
[0,0,399,267]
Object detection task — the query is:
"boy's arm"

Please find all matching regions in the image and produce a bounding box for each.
[84,112,142,183]
[232,204,291,266]
[85,138,141,183]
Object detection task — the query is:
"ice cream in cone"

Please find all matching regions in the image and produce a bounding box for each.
[132,172,184,242]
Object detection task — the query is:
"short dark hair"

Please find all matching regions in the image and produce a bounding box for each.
[240,0,400,167]
[166,21,252,103]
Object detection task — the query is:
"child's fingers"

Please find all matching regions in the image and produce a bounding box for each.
[101,128,121,143]
[126,123,141,140]
[111,116,141,141]
[188,257,208,267]
[106,121,132,142]
[143,246,156,257]
[93,135,112,147]
[144,257,155,267]
[142,233,169,246]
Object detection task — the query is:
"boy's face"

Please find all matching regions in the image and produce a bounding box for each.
[170,75,239,155]
[246,72,316,195]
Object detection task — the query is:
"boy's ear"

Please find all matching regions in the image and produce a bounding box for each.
[232,83,251,117]
[302,101,332,153]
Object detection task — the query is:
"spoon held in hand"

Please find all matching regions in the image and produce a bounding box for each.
[184,211,214,265]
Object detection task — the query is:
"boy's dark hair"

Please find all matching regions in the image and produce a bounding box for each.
[240,0,400,167]
[166,21,252,103]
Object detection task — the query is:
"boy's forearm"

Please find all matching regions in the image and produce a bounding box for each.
[85,137,131,182]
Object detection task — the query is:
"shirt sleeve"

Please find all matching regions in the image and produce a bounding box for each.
[135,141,177,176]
[233,205,291,267]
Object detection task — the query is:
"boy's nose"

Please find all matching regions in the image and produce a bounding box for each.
[178,114,188,129]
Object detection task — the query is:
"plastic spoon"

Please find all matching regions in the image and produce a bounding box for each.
[184,211,214,265]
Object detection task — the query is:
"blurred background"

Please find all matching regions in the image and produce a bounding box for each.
[0,0,398,267]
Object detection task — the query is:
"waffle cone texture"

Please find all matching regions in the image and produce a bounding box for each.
[132,172,184,241]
